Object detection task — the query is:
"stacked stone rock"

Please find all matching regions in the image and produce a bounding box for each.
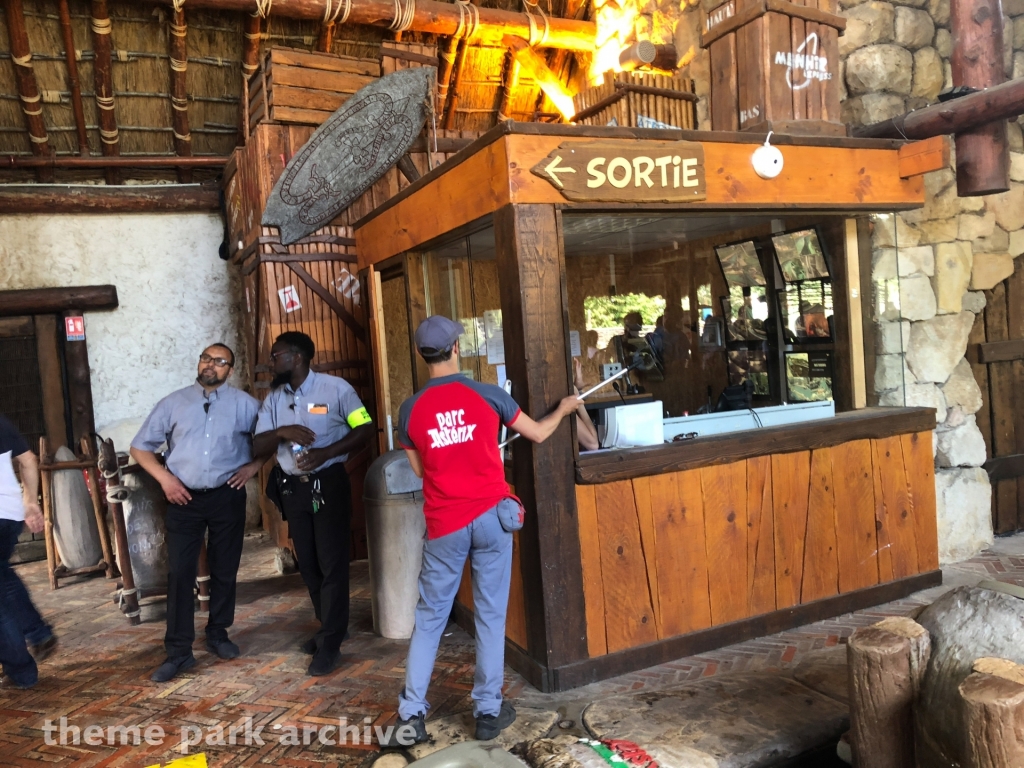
[841,0,1024,564]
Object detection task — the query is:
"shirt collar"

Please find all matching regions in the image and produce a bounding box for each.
[286,370,316,397]
[193,380,221,401]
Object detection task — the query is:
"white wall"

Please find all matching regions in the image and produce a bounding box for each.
[0,211,244,447]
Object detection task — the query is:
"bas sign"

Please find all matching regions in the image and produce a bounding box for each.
[530,140,706,203]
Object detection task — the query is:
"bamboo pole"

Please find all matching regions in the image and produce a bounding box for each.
[168,8,193,183]
[3,0,52,182]
[142,0,596,50]
[89,0,121,184]
[443,37,471,129]
[57,0,89,156]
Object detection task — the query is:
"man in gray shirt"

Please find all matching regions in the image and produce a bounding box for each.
[131,343,264,682]
[254,331,372,677]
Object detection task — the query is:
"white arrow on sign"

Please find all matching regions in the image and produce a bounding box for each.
[542,155,576,189]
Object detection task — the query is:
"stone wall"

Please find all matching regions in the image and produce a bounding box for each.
[0,212,246,446]
[840,0,1024,562]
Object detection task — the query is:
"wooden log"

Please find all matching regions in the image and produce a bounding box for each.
[848,616,931,768]
[496,48,515,121]
[142,0,597,51]
[505,36,577,120]
[443,37,471,129]
[0,286,117,317]
[98,438,141,625]
[38,438,59,591]
[240,13,261,141]
[57,0,89,156]
[853,78,1024,140]
[80,436,118,580]
[950,0,1009,195]
[3,0,51,181]
[168,8,194,183]
[89,0,121,185]
[960,658,1024,768]
[436,36,460,115]
[0,183,221,213]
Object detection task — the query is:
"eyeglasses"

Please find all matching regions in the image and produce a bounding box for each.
[200,354,232,367]
[270,350,296,361]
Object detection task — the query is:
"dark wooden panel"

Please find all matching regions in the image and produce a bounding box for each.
[985,453,1024,482]
[576,407,937,484]
[986,282,1018,534]
[709,34,740,131]
[549,570,943,691]
[34,316,68,451]
[496,203,589,668]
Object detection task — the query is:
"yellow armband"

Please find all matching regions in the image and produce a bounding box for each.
[347,406,372,428]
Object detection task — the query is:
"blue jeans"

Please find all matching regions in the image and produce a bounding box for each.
[398,503,513,720]
[0,519,53,686]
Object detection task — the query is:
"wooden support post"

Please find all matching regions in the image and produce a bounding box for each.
[80,436,118,580]
[90,0,121,185]
[3,0,52,182]
[848,616,931,768]
[61,310,96,449]
[443,37,471,129]
[497,49,516,121]
[436,36,460,116]
[0,184,221,214]
[57,0,89,156]
[495,204,589,673]
[240,12,262,143]
[316,21,336,52]
[98,439,142,625]
[38,438,59,591]
[960,658,1024,768]
[950,0,1009,196]
[168,8,194,183]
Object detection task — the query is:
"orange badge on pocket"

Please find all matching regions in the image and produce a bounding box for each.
[307,403,329,415]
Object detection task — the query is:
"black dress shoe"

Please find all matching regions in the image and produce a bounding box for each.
[307,648,342,677]
[378,713,429,747]
[300,637,318,655]
[28,635,58,663]
[0,674,35,690]
[475,701,516,741]
[150,654,196,683]
[205,638,240,660]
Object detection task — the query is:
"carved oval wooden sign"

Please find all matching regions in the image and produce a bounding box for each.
[263,67,435,245]
[530,140,707,203]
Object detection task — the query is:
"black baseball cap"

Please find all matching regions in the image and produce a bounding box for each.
[415,315,464,354]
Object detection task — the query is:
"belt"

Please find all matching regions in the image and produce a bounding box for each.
[283,462,346,484]
[188,485,224,494]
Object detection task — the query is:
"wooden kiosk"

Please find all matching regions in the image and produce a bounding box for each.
[355,121,946,691]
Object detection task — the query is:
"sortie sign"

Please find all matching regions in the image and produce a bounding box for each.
[530,140,706,203]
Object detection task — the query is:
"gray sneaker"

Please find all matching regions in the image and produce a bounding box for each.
[475,701,516,741]
[379,713,429,748]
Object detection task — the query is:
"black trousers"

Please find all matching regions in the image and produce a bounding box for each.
[280,463,351,655]
[164,484,246,658]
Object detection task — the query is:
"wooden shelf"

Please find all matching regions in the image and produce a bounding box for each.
[575,406,936,483]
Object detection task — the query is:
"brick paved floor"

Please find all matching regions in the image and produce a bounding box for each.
[2,531,1022,768]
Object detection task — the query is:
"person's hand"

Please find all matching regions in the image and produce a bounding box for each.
[23,502,43,534]
[296,447,333,473]
[276,425,316,446]
[228,460,262,490]
[573,358,586,391]
[558,394,581,417]
[160,474,192,505]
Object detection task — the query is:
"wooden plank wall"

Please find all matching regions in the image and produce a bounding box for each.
[575,433,938,657]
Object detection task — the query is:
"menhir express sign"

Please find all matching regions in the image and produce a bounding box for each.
[531,141,706,203]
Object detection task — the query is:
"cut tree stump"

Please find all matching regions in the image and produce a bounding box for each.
[960,658,1024,768]
[847,616,931,768]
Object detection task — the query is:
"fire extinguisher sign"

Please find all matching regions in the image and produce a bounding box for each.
[65,316,85,341]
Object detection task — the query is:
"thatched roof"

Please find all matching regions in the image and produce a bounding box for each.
[0,0,587,184]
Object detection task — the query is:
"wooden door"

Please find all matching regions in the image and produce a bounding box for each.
[968,255,1024,534]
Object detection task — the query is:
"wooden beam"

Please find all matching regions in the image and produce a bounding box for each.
[497,48,516,121]
[950,0,1009,196]
[853,78,1024,140]
[974,338,1024,364]
[57,0,89,156]
[316,21,336,52]
[897,135,950,178]
[141,0,597,51]
[168,8,193,183]
[505,36,576,120]
[62,310,96,448]
[3,0,51,181]
[3,155,226,170]
[0,286,118,318]
[436,36,460,116]
[443,36,471,129]
[984,452,1024,482]
[89,0,121,185]
[239,12,261,144]
[0,184,220,213]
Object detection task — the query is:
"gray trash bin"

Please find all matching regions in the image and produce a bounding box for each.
[364,450,426,639]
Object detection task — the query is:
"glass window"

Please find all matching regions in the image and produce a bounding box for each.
[417,224,505,386]
[563,212,848,445]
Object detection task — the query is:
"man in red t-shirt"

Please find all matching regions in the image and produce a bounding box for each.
[381,316,578,747]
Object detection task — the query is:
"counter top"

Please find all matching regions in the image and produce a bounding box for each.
[575,406,936,484]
